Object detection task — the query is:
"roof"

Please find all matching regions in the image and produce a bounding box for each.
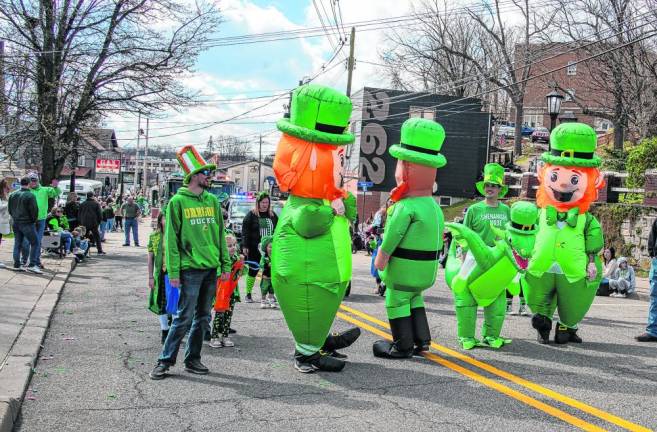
[220,159,273,170]
[81,128,122,153]
[60,166,92,177]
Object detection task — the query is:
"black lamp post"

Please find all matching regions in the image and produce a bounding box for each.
[546,89,564,133]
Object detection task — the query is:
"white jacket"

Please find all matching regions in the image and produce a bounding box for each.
[0,198,10,235]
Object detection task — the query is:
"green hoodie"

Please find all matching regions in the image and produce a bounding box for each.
[31,185,61,220]
[165,186,231,279]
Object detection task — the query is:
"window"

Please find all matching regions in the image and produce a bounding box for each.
[77,155,86,166]
[410,106,435,120]
[595,118,613,132]
[565,89,576,101]
[523,114,543,128]
[439,196,452,206]
[567,61,577,76]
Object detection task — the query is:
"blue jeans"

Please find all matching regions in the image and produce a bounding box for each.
[60,231,73,253]
[158,269,217,366]
[647,258,657,337]
[124,217,139,245]
[106,219,114,232]
[100,221,107,241]
[13,222,38,267]
[22,219,46,266]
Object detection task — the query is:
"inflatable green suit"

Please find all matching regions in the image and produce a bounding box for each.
[445,201,539,349]
[525,123,605,344]
[272,84,360,373]
[372,118,447,359]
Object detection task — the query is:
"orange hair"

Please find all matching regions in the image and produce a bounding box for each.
[273,134,347,201]
[536,164,605,213]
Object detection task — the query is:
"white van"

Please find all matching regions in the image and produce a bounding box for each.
[58,179,103,206]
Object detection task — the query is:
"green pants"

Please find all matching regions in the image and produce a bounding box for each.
[385,285,425,320]
[453,289,507,339]
[260,278,274,296]
[524,272,598,328]
[274,281,348,356]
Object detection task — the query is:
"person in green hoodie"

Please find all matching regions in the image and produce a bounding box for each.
[150,145,231,380]
[22,173,60,268]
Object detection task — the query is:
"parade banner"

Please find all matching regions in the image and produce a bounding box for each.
[96,159,121,174]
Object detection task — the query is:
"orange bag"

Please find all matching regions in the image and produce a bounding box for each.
[214,260,244,312]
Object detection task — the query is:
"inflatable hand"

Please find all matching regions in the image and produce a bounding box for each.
[343,192,357,222]
[331,198,345,216]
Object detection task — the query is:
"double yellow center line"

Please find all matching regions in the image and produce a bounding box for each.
[337,304,651,432]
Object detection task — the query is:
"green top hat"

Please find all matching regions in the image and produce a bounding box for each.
[389,118,447,168]
[507,201,538,234]
[277,84,354,145]
[541,122,601,167]
[476,163,508,197]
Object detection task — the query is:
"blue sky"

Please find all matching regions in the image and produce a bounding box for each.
[106,0,407,156]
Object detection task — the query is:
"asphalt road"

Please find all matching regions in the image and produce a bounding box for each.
[14,233,657,432]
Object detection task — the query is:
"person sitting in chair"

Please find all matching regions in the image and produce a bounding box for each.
[45,207,73,255]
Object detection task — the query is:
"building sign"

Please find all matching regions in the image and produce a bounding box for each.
[357,87,490,197]
[96,159,121,174]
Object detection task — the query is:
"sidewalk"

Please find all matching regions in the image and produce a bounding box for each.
[0,220,147,432]
[634,277,651,301]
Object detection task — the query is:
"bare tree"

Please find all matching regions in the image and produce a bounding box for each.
[546,0,654,149]
[0,0,220,183]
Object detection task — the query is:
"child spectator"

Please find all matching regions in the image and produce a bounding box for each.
[71,227,90,263]
[46,207,73,254]
[367,236,376,256]
[114,202,123,232]
[210,233,243,348]
[148,213,171,344]
[371,234,385,296]
[258,235,278,309]
[609,257,636,298]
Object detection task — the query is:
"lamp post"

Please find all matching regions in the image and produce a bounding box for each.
[546,90,564,150]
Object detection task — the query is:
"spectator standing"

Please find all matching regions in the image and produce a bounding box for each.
[636,218,657,342]
[0,178,12,268]
[121,196,141,246]
[8,177,40,273]
[103,201,115,233]
[99,201,109,242]
[78,192,105,255]
[241,191,278,303]
[25,173,61,269]
[149,147,231,380]
[114,201,123,232]
[64,192,80,230]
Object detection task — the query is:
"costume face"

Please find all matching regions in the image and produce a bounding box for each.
[333,147,345,189]
[543,166,588,205]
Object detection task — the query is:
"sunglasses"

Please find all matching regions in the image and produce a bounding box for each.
[200,170,214,176]
[484,183,501,188]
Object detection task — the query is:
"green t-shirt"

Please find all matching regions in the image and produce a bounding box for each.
[463,200,510,247]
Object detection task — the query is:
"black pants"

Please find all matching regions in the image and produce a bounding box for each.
[85,225,103,253]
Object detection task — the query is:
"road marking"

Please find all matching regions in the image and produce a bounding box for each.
[339,304,651,432]
[336,312,607,432]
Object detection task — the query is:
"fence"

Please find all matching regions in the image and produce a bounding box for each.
[504,169,657,206]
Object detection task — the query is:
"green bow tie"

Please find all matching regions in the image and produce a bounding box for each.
[545,206,579,227]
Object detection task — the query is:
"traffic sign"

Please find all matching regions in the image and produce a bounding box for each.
[265,175,276,186]
[358,181,374,188]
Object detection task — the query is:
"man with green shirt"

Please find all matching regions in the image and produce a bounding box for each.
[22,173,61,269]
[150,145,231,380]
[454,163,511,349]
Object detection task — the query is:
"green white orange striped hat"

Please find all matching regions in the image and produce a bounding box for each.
[176,145,216,184]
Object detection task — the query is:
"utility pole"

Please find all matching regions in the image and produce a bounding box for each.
[142,117,149,194]
[133,113,141,193]
[0,40,7,127]
[258,135,262,192]
[345,27,356,97]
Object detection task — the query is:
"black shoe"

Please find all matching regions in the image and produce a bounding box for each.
[184,359,209,375]
[329,350,348,359]
[149,362,170,380]
[567,327,582,343]
[293,351,345,373]
[161,329,169,344]
[532,314,552,344]
[228,328,236,334]
[373,316,414,359]
[135,244,140,247]
[203,332,211,342]
[322,327,361,352]
[122,244,130,246]
[636,332,657,342]
[97,251,106,255]
[554,323,570,344]
[411,307,431,354]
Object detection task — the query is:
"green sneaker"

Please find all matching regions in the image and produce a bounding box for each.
[459,337,479,350]
[481,336,511,349]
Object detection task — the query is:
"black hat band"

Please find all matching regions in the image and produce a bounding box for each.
[550,149,594,159]
[316,122,347,134]
[511,221,535,231]
[400,143,439,155]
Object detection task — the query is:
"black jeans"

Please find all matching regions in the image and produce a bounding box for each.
[85,225,103,253]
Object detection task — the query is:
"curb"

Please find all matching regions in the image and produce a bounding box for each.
[0,257,76,432]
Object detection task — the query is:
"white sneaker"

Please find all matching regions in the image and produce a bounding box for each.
[618,293,627,298]
[209,338,222,348]
[0,262,6,269]
[610,292,619,298]
[260,300,268,309]
[27,266,43,274]
[269,301,278,309]
[221,337,235,347]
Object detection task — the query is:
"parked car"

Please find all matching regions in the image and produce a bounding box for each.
[531,127,550,143]
[521,125,535,136]
[496,125,515,138]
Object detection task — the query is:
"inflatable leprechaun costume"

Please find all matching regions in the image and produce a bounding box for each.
[445,201,539,349]
[272,84,360,373]
[372,117,446,359]
[525,122,605,344]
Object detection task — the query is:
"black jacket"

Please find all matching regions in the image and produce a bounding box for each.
[64,201,79,220]
[241,210,278,251]
[648,217,657,258]
[8,189,38,224]
[78,199,102,227]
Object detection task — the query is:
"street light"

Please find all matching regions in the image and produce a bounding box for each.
[546,89,564,151]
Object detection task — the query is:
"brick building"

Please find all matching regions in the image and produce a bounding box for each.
[512,43,614,132]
